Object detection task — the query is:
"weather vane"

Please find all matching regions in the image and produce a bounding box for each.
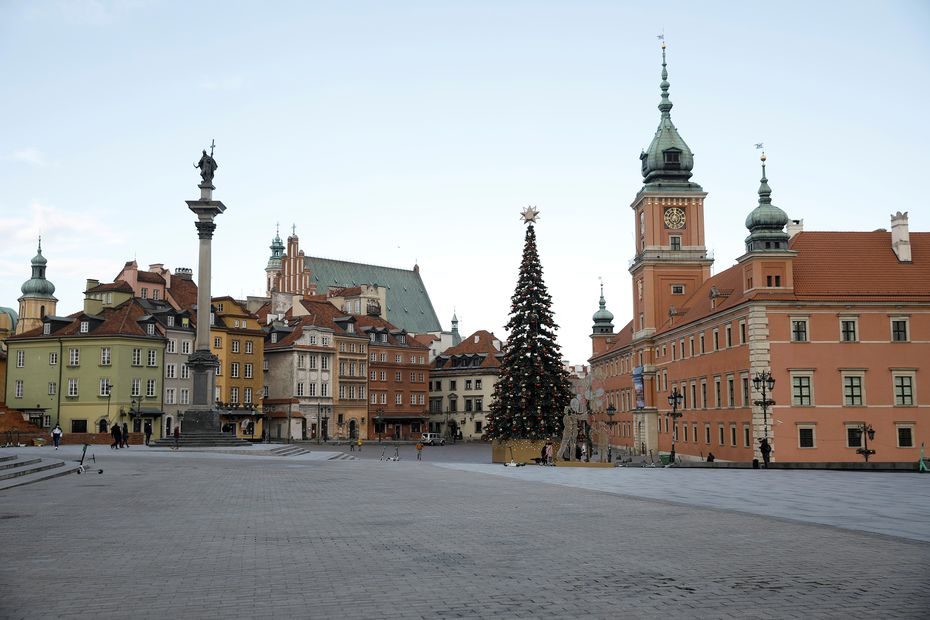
[520,206,540,225]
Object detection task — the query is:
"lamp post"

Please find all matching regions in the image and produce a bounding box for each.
[375,409,384,442]
[666,387,683,446]
[605,404,617,428]
[752,371,776,441]
[856,424,876,462]
[321,413,329,443]
[105,381,113,423]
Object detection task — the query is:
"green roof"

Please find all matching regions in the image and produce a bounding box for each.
[303,257,442,334]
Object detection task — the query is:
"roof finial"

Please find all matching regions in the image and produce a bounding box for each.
[37,235,42,254]
[658,36,672,117]
[757,146,772,206]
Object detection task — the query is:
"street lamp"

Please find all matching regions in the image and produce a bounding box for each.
[752,371,776,440]
[605,404,618,428]
[105,380,113,422]
[856,424,876,462]
[375,409,384,442]
[666,387,683,440]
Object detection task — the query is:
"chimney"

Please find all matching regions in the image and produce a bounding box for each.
[85,279,100,293]
[891,212,912,262]
[786,218,804,239]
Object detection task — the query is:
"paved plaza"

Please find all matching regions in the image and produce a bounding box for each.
[0,443,928,619]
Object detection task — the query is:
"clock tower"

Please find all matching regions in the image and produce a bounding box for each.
[629,43,713,342]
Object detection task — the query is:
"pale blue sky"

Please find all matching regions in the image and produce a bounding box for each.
[2,0,928,364]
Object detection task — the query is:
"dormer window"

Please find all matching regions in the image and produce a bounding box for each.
[369,333,376,342]
[43,323,51,335]
[271,333,278,343]
[167,316,175,327]
[146,323,155,335]
[80,321,89,333]
[398,335,406,344]
[663,149,681,166]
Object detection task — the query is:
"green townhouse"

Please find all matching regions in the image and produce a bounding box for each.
[5,297,167,440]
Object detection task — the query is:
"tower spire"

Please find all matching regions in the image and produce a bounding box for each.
[744,150,789,252]
[659,41,672,117]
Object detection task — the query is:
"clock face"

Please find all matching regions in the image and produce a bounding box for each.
[664,207,686,229]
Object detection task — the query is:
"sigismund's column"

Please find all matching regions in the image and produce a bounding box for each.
[184,145,226,433]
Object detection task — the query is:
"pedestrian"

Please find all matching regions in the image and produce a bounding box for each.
[759,438,772,468]
[669,444,676,465]
[143,421,152,446]
[173,425,181,450]
[607,445,613,463]
[357,438,362,452]
[540,443,547,465]
[111,423,122,449]
[349,439,355,451]
[121,422,130,448]
[706,451,716,463]
[51,424,63,450]
[545,440,554,466]
[416,441,423,461]
[580,442,587,462]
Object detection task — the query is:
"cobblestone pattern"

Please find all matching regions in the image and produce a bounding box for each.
[0,453,927,619]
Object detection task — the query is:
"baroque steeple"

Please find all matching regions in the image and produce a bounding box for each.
[639,42,700,189]
[267,223,285,270]
[20,237,56,298]
[745,152,789,251]
[591,283,614,335]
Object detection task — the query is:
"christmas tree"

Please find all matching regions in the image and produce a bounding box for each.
[485,207,573,441]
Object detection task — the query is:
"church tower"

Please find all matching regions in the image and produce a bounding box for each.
[265,224,285,295]
[629,42,713,341]
[16,238,58,334]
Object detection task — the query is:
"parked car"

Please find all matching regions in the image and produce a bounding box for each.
[420,433,445,446]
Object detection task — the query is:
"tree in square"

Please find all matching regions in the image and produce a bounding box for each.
[485,206,573,441]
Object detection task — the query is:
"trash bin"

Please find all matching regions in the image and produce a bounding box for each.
[659,454,670,466]
[33,437,47,447]
[752,458,760,469]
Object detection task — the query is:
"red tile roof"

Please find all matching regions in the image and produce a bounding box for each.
[167,277,198,313]
[433,330,503,369]
[86,281,134,294]
[137,271,165,284]
[10,299,160,340]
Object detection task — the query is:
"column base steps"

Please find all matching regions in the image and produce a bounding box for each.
[0,453,79,491]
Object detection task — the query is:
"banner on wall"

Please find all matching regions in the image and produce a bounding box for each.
[633,366,645,409]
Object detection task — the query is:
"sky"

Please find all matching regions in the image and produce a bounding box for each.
[2,0,929,365]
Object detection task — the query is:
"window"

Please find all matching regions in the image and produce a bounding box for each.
[141,287,148,299]
[395,393,402,405]
[152,289,160,300]
[842,375,864,406]
[371,393,378,404]
[49,352,58,365]
[16,350,24,367]
[146,323,155,336]
[146,379,156,397]
[308,355,317,369]
[891,319,908,342]
[718,424,725,445]
[71,419,87,433]
[798,426,815,448]
[379,352,387,362]
[180,388,190,405]
[43,323,51,335]
[727,377,735,407]
[419,355,425,364]
[897,425,914,448]
[244,388,252,404]
[791,374,813,406]
[131,378,141,397]
[147,350,157,367]
[14,380,23,398]
[726,325,732,348]
[69,348,80,366]
[245,341,253,354]
[689,337,694,356]
[214,337,222,349]
[395,372,402,382]
[271,333,278,344]
[167,315,175,327]
[893,374,914,406]
[232,340,240,353]
[371,370,377,381]
[713,330,719,351]
[840,319,858,342]
[166,364,177,379]
[671,284,684,295]
[410,393,417,405]
[743,425,750,448]
[475,379,483,390]
[714,378,721,408]
[297,382,305,396]
[380,371,386,382]
[742,375,750,406]
[398,335,406,344]
[309,335,317,345]
[182,341,192,354]
[730,425,737,446]
[298,354,306,369]
[48,382,56,396]
[699,334,705,354]
[664,150,680,165]
[166,388,176,405]
[846,425,864,448]
[450,380,457,391]
[321,356,329,370]
[791,319,808,342]
[739,321,746,344]
[474,397,481,409]
[395,354,402,363]
[80,320,89,333]
[670,236,682,251]
[700,381,707,409]
[230,387,239,404]
[132,348,142,366]
[181,365,190,379]
[68,378,79,397]
[231,362,240,378]
[244,363,253,379]
[167,339,177,354]
[704,424,711,444]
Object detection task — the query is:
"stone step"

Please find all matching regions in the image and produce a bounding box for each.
[0,454,18,463]
[0,457,43,473]
[0,460,79,491]
[269,445,312,457]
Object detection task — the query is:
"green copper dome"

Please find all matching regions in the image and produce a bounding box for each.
[266,225,285,270]
[745,154,790,251]
[20,238,56,298]
[640,44,698,188]
[592,285,614,334]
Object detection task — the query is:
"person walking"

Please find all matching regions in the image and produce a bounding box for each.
[416,441,423,461]
[544,440,554,466]
[357,438,363,452]
[759,438,772,468]
[349,439,355,452]
[121,422,130,448]
[143,421,152,446]
[111,423,122,450]
[51,424,63,450]
[173,425,181,450]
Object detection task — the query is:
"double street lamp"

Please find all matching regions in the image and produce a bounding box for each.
[666,387,683,440]
[752,371,776,440]
[855,424,876,462]
[605,404,617,429]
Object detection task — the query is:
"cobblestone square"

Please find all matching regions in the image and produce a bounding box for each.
[0,444,927,619]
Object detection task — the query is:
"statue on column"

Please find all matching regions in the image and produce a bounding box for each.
[194,142,218,185]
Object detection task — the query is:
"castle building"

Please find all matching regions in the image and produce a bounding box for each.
[590,45,930,464]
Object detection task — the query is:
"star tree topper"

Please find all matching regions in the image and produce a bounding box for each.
[521,205,540,224]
